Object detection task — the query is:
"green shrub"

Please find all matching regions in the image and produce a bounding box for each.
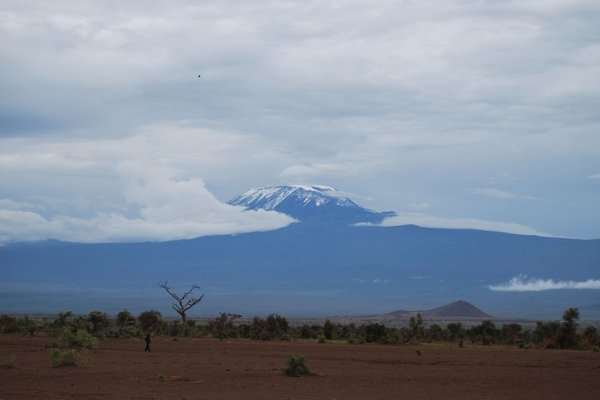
[0,315,19,333]
[317,335,327,344]
[348,335,365,345]
[265,314,289,339]
[138,310,163,333]
[0,315,37,335]
[87,311,110,336]
[467,320,499,345]
[363,323,387,343]
[323,320,335,340]
[106,324,143,339]
[53,328,97,349]
[116,310,137,327]
[582,326,599,347]
[285,354,310,377]
[49,348,78,367]
[72,329,97,349]
[208,313,236,339]
[416,348,423,356]
[557,308,580,349]
[446,323,464,342]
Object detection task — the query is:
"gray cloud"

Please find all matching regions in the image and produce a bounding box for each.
[1,0,599,240]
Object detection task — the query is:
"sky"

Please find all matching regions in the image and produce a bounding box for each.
[1,0,600,243]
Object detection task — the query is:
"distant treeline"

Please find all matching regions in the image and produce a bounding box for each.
[1,308,598,350]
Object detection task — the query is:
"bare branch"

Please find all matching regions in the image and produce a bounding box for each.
[158,280,184,303]
[182,295,205,312]
[158,280,205,336]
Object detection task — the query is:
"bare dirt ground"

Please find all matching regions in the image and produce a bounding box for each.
[1,335,599,400]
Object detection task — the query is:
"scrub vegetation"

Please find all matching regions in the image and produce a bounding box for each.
[1,307,598,352]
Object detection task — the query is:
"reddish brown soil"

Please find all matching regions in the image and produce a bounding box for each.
[1,335,599,400]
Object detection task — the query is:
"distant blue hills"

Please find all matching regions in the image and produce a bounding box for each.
[1,185,599,320]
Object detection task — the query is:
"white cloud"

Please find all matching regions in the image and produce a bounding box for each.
[486,173,519,186]
[0,198,41,211]
[0,125,297,243]
[278,162,377,183]
[379,212,548,237]
[0,173,294,244]
[473,188,537,200]
[409,202,430,211]
[489,275,600,291]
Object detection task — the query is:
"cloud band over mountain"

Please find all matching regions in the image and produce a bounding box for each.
[489,275,600,292]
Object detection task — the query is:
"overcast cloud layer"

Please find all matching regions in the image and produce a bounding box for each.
[1,0,600,243]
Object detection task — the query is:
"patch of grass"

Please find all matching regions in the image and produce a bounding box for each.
[592,346,599,353]
[317,335,327,344]
[49,348,78,367]
[0,354,16,369]
[415,348,423,356]
[285,354,310,377]
[158,372,167,380]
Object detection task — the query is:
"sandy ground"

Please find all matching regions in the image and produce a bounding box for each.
[1,335,599,400]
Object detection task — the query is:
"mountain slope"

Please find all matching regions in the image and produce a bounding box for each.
[229,185,395,224]
[425,300,493,319]
[386,300,493,320]
[1,223,599,318]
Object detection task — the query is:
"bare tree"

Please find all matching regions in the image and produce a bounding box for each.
[158,281,204,336]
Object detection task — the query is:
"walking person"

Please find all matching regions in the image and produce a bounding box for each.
[144,333,151,352]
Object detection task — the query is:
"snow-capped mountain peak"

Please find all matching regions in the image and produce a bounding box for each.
[230,185,352,209]
[229,185,396,224]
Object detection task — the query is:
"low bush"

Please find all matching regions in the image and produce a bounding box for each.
[0,315,37,335]
[348,335,365,345]
[49,348,78,367]
[208,313,236,340]
[53,328,97,349]
[72,329,97,349]
[285,354,310,377]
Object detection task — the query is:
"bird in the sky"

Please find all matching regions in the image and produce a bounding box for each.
[197,74,201,78]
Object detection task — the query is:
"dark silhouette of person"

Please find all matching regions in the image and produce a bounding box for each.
[144,334,151,352]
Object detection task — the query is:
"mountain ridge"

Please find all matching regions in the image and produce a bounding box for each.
[2,223,599,318]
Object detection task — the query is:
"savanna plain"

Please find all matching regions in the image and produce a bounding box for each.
[1,335,599,400]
